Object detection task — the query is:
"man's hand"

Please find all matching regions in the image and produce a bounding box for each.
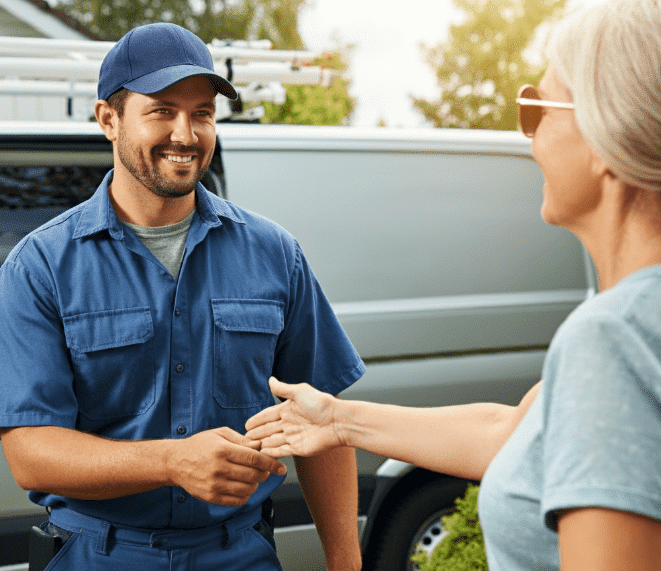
[168,426,287,506]
[245,377,344,458]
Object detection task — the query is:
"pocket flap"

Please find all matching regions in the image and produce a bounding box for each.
[212,299,284,334]
[63,307,154,352]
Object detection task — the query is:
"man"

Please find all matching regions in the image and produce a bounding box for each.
[0,23,364,571]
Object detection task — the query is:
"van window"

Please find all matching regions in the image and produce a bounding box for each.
[0,166,107,265]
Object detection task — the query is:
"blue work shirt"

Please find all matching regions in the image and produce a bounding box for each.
[0,170,365,529]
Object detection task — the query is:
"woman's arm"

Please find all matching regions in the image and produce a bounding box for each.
[246,378,541,481]
[558,508,661,571]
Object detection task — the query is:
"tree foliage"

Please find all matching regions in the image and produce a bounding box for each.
[260,50,355,126]
[413,0,566,130]
[57,0,306,46]
[56,0,354,125]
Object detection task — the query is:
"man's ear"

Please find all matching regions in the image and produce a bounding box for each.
[94,100,119,142]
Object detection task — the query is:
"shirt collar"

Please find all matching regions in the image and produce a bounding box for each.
[195,179,246,227]
[73,169,245,240]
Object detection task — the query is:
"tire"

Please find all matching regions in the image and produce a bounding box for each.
[363,477,469,571]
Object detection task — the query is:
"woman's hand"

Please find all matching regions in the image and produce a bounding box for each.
[245,377,345,457]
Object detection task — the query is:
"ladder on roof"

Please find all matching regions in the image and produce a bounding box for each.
[0,35,336,121]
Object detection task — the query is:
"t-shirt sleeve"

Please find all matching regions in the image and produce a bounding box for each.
[272,241,365,395]
[0,261,78,428]
[540,314,661,531]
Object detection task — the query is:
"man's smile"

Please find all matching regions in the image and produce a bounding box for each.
[165,154,194,164]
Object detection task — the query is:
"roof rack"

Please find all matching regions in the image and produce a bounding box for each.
[0,36,335,121]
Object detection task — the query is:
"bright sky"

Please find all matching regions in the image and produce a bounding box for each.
[298,0,606,128]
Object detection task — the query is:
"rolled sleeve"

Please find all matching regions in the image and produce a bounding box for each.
[0,261,78,428]
[273,241,365,396]
[541,315,661,531]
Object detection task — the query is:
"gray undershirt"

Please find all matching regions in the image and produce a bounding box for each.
[123,210,195,281]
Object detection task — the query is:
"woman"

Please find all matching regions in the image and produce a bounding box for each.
[246,1,661,569]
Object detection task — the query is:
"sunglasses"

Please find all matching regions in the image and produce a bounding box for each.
[516,85,575,137]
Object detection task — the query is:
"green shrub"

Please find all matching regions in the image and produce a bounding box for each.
[411,484,488,571]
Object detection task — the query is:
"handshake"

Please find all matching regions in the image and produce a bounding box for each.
[167,377,346,507]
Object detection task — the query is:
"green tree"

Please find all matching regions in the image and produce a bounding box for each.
[56,0,353,125]
[57,0,193,41]
[244,0,305,49]
[260,50,355,126]
[413,0,566,130]
[56,0,305,45]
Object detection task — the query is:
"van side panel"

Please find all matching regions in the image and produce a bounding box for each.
[220,127,588,361]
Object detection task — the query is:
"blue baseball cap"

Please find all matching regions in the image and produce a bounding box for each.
[98,23,237,101]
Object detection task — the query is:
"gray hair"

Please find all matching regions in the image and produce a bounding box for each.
[547,0,661,191]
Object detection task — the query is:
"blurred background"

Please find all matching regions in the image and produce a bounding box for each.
[9,0,606,127]
[299,0,606,127]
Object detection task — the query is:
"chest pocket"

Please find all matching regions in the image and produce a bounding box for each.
[212,299,284,409]
[63,307,155,420]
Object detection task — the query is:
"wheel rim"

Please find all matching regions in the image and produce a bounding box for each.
[406,510,452,571]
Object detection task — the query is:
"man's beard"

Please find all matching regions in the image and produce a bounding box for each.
[117,132,211,199]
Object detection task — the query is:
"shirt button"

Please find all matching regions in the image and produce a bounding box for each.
[178,494,186,503]
[175,309,181,317]
[175,364,184,373]
[177,425,187,435]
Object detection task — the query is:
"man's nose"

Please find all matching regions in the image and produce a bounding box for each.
[170,114,198,146]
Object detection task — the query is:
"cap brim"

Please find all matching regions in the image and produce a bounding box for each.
[124,65,238,100]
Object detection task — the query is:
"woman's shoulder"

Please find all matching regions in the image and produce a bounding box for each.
[543,265,661,400]
[560,265,661,338]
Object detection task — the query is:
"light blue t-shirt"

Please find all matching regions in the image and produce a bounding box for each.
[478,265,661,570]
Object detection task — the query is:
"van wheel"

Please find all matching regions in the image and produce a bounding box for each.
[364,477,469,571]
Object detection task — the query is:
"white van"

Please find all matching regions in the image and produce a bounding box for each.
[0,122,595,571]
